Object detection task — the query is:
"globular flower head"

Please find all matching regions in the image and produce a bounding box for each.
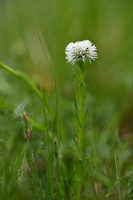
[65,40,98,65]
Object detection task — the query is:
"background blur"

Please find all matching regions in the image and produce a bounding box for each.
[0,0,133,106]
[0,0,133,199]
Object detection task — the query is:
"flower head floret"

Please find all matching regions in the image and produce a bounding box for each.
[65,40,98,65]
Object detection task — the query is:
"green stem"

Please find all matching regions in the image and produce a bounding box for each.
[0,62,41,97]
[75,62,86,200]
[41,87,54,200]
[0,62,54,119]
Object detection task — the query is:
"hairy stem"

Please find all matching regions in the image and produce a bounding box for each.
[75,62,86,200]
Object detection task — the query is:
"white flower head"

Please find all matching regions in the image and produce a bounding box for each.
[65,40,98,65]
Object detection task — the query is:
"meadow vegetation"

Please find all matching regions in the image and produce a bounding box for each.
[0,0,133,199]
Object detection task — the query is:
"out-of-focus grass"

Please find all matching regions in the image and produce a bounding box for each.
[1,0,133,105]
[0,0,133,199]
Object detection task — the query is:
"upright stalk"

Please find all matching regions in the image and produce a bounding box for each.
[65,39,97,200]
[41,88,54,200]
[75,62,86,200]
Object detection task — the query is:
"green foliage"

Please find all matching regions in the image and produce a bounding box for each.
[0,0,133,199]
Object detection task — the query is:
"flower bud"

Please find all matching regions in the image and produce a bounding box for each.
[23,111,27,122]
[53,140,57,148]
[24,130,27,143]
[29,129,32,140]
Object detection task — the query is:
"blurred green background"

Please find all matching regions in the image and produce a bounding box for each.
[0,0,133,103]
[0,0,133,199]
[0,0,133,137]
